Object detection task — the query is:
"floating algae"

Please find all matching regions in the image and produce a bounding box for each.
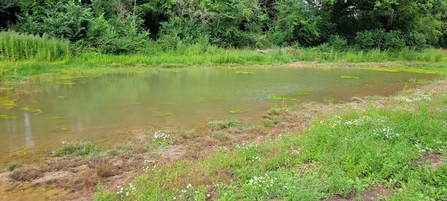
[0,96,17,109]
[153,112,173,117]
[268,95,300,101]
[293,92,311,96]
[339,75,360,79]
[21,107,43,114]
[191,97,206,103]
[0,114,18,119]
[57,82,76,86]
[234,70,254,75]
[51,116,66,119]
[229,109,246,114]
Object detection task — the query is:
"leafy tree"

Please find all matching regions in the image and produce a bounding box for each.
[270,0,322,47]
[0,0,20,29]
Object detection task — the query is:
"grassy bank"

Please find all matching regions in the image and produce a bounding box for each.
[1,31,447,83]
[90,78,447,200]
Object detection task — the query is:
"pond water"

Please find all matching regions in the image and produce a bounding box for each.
[0,67,437,167]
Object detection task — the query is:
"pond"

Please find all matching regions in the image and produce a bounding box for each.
[0,67,438,167]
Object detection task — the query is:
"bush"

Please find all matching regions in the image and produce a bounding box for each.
[405,32,427,50]
[329,35,348,51]
[355,29,413,51]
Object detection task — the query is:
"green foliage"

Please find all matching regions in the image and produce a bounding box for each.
[2,0,446,52]
[270,0,321,47]
[329,35,348,51]
[53,141,101,157]
[16,0,92,42]
[355,29,406,51]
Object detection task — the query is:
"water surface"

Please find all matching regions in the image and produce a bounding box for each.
[0,67,437,166]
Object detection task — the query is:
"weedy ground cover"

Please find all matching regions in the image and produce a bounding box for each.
[92,78,447,200]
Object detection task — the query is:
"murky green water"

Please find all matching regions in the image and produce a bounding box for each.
[0,67,437,166]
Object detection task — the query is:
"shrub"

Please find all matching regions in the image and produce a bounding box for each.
[329,35,348,51]
[355,29,406,51]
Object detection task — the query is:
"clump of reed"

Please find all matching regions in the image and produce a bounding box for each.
[0,30,70,61]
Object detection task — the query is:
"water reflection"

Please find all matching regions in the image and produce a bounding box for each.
[0,67,439,162]
[24,112,35,148]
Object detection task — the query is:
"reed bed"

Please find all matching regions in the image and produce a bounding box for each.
[0,31,70,61]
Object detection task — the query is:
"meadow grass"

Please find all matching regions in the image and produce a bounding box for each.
[93,78,447,200]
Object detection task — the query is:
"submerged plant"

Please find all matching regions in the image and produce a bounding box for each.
[0,96,17,109]
[269,95,299,101]
[294,92,311,96]
[338,75,360,79]
[0,114,18,119]
[234,70,254,75]
[191,97,206,103]
[153,112,173,117]
[51,116,66,119]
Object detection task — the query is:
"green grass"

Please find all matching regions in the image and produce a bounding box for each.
[93,78,447,200]
[1,37,447,83]
[53,141,101,157]
[0,31,70,62]
[7,162,22,171]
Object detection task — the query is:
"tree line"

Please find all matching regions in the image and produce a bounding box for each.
[1,0,446,54]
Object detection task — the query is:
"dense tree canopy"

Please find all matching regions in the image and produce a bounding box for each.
[1,0,446,54]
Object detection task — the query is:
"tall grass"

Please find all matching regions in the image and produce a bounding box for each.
[1,38,447,82]
[0,31,70,61]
